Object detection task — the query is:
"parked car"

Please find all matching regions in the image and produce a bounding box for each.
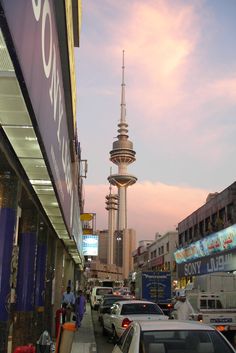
[112,320,236,353]
[103,300,169,340]
[90,286,113,310]
[98,295,125,323]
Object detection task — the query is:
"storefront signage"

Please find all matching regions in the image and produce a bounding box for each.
[82,235,98,256]
[0,0,75,235]
[177,249,236,277]
[174,224,236,264]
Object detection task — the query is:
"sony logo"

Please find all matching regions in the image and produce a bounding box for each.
[31,0,73,228]
[207,253,232,272]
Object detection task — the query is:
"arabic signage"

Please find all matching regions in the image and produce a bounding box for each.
[177,248,236,277]
[0,0,76,236]
[174,224,236,264]
[82,235,98,256]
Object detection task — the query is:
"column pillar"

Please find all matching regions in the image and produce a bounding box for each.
[0,171,19,353]
[34,221,48,341]
[13,208,37,349]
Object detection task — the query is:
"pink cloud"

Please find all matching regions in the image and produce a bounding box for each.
[106,1,200,115]
[83,181,209,243]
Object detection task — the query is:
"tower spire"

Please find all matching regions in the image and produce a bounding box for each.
[121,50,126,124]
[108,51,137,231]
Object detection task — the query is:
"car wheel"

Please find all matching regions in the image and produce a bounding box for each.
[112,326,118,343]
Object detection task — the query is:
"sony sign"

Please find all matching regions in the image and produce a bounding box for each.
[30,0,74,230]
[32,0,73,230]
[181,251,236,277]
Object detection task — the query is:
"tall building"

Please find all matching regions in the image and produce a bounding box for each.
[107,51,137,279]
[108,50,137,230]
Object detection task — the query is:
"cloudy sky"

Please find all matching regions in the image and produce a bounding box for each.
[75,0,236,243]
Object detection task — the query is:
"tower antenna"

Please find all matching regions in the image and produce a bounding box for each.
[121,49,126,123]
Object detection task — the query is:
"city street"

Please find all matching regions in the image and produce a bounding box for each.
[91,309,115,353]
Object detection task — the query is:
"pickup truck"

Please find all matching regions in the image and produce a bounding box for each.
[188,292,236,333]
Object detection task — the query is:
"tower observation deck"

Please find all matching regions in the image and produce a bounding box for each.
[108,51,137,231]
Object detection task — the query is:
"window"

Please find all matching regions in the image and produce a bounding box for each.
[141,330,233,353]
[200,299,207,309]
[121,303,163,315]
[212,213,217,231]
[193,224,198,238]
[184,230,188,242]
[189,228,193,240]
[199,221,204,236]
[166,242,169,252]
[117,326,130,349]
[205,217,210,232]
[122,327,134,353]
[179,233,183,247]
[227,203,234,224]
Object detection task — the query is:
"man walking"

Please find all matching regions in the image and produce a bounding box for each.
[62,286,75,322]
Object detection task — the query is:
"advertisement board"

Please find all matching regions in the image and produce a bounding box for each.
[82,235,98,256]
[174,224,236,264]
[177,249,236,277]
[0,0,76,236]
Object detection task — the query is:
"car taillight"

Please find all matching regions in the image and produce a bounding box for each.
[197,314,203,322]
[167,304,173,309]
[122,318,132,328]
[216,325,226,332]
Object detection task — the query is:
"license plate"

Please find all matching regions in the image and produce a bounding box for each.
[210,318,233,323]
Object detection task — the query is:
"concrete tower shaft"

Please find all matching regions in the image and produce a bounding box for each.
[107,50,137,231]
[106,190,118,265]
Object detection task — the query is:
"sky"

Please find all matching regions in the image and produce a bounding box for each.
[75,0,236,243]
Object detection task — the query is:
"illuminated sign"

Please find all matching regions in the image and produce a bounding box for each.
[82,235,98,256]
[177,251,236,277]
[1,0,76,236]
[174,224,236,264]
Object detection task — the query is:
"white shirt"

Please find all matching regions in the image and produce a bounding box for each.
[174,298,194,320]
[62,291,75,305]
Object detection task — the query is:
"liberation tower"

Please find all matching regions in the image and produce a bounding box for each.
[108,51,137,231]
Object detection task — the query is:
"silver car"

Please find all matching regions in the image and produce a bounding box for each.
[112,320,236,353]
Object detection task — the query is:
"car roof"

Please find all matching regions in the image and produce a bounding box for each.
[115,300,157,305]
[135,320,216,331]
[103,295,124,299]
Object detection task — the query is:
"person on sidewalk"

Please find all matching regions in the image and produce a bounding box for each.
[62,286,75,322]
[75,290,86,328]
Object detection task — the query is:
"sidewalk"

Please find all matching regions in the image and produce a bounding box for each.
[71,303,97,353]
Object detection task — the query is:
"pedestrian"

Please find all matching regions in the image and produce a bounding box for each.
[86,287,91,303]
[75,289,86,329]
[174,291,194,320]
[62,286,75,322]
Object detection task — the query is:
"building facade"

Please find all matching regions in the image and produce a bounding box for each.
[0,1,84,352]
[175,182,236,286]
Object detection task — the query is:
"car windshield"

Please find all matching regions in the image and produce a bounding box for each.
[103,297,123,306]
[121,303,163,315]
[140,330,233,353]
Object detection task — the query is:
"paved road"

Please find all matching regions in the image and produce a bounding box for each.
[91,309,115,353]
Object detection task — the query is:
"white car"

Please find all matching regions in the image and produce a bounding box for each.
[90,286,113,310]
[112,320,236,353]
[103,300,169,340]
